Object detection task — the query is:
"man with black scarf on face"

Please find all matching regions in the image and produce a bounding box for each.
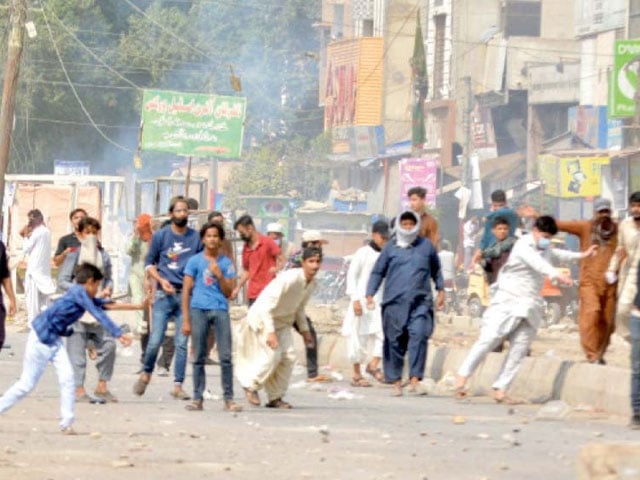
[554,198,618,364]
[133,196,202,400]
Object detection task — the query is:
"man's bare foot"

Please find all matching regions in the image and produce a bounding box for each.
[391,381,403,397]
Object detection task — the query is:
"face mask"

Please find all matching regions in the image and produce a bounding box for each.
[172,217,188,228]
[274,238,282,246]
[537,238,551,250]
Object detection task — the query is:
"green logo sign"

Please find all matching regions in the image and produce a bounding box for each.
[141,89,247,158]
[611,40,640,117]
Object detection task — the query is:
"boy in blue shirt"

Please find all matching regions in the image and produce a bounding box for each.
[134,196,201,400]
[181,221,241,412]
[0,263,136,434]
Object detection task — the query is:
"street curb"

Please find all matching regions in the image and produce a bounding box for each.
[293,334,632,416]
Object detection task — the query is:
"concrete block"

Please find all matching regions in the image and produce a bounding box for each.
[557,363,631,415]
[577,443,640,480]
[326,336,349,370]
[426,345,448,381]
[441,347,472,380]
[471,352,506,395]
[508,356,568,403]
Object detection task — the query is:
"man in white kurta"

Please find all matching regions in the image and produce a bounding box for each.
[235,247,320,408]
[342,220,389,385]
[607,192,640,341]
[20,210,56,325]
[455,216,593,401]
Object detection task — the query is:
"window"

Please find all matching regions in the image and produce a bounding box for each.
[504,1,541,37]
[362,19,374,37]
[333,4,344,39]
[433,14,446,99]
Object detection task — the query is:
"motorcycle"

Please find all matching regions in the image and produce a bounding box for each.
[313,255,351,304]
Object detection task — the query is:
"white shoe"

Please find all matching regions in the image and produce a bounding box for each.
[157,367,170,377]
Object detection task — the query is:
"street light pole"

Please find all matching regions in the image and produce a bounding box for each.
[0,0,27,213]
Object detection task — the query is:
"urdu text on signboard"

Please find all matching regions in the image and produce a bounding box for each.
[140,89,247,158]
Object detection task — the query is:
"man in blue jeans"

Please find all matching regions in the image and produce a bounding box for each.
[133,196,201,400]
[629,259,640,428]
[181,221,242,412]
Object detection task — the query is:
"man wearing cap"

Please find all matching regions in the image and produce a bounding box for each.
[283,230,332,382]
[554,198,618,364]
[343,220,389,386]
[266,222,295,270]
[231,215,282,305]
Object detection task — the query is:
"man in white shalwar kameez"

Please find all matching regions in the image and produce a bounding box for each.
[455,216,595,402]
[20,210,56,325]
[235,247,320,409]
[342,220,389,386]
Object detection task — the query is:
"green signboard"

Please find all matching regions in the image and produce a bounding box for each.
[140,89,247,158]
[611,40,640,118]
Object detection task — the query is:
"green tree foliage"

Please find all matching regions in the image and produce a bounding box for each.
[224,132,332,210]
[0,0,326,185]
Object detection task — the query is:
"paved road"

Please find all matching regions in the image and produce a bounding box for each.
[0,329,637,480]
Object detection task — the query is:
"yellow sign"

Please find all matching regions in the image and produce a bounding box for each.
[539,155,610,198]
[559,156,609,198]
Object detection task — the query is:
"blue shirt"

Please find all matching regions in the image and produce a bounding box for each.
[366,236,443,307]
[184,252,236,311]
[32,285,123,346]
[479,207,520,250]
[145,226,202,289]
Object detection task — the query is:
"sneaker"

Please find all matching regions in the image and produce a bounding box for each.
[631,413,640,429]
[157,367,170,377]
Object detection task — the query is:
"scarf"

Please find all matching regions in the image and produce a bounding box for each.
[591,216,617,245]
[78,235,104,272]
[395,211,420,248]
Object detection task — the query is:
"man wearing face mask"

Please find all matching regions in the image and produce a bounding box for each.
[454,216,596,403]
[20,209,56,326]
[608,191,640,342]
[58,217,117,403]
[133,196,202,400]
[230,215,281,305]
[552,198,618,364]
[366,211,445,397]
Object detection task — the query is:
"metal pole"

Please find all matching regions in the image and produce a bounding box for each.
[462,75,472,188]
[184,156,192,198]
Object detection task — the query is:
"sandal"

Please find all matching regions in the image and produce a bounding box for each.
[93,390,118,403]
[243,387,261,406]
[306,374,333,383]
[171,388,191,401]
[224,400,243,412]
[391,383,403,397]
[366,366,385,383]
[350,377,372,387]
[133,376,149,396]
[185,400,203,411]
[454,387,468,400]
[265,398,292,409]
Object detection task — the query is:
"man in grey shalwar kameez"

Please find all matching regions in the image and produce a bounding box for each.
[455,216,596,402]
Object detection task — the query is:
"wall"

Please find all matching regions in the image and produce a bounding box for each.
[579,29,620,107]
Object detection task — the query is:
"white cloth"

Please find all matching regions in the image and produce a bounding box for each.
[0,330,75,429]
[245,269,315,334]
[494,234,582,330]
[23,225,55,323]
[457,233,583,391]
[235,323,296,402]
[78,235,103,272]
[463,219,478,249]
[235,268,316,400]
[608,218,640,341]
[438,250,455,283]
[342,244,383,364]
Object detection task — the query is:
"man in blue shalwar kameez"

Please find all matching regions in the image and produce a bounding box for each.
[366,211,444,397]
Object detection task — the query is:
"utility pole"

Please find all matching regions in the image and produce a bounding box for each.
[0,0,27,213]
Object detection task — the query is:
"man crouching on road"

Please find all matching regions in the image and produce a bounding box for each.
[235,247,320,409]
[454,216,596,403]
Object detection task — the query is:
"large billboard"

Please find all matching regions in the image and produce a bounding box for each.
[610,40,640,118]
[140,89,247,158]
